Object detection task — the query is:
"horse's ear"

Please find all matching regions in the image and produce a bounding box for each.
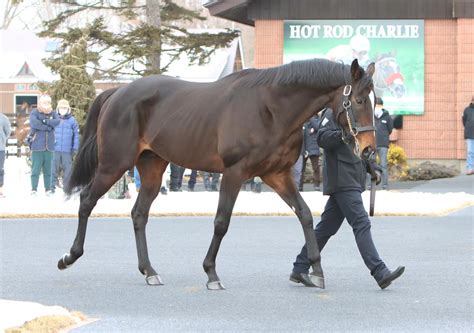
[366,62,375,78]
[351,59,363,81]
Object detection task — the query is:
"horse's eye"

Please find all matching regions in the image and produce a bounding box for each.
[355,97,365,105]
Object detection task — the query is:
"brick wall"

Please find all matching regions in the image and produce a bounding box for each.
[254,20,283,68]
[253,19,474,162]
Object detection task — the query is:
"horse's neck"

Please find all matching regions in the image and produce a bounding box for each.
[268,86,336,133]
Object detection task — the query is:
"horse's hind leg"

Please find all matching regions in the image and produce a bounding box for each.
[58,168,128,270]
[203,168,243,290]
[131,152,168,286]
[262,171,325,289]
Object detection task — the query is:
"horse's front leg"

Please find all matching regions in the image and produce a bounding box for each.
[262,171,325,289]
[202,168,243,290]
[132,154,168,286]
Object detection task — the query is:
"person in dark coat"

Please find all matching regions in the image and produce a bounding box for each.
[169,163,185,191]
[374,97,393,189]
[290,108,404,290]
[51,99,79,193]
[29,94,60,196]
[300,115,322,191]
[462,96,474,175]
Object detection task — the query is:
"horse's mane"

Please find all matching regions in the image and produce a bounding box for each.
[227,58,353,89]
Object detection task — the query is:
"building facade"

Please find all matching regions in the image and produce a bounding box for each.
[206,0,474,170]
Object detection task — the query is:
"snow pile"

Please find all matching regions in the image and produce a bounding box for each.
[0,300,84,332]
[1,157,472,217]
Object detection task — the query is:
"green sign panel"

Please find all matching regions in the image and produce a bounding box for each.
[284,20,424,115]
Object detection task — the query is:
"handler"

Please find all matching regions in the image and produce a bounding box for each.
[290,108,404,289]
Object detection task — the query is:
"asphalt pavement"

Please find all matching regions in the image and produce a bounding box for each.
[1,207,473,332]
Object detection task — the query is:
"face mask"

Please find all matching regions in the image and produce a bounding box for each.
[58,108,69,116]
[375,107,383,118]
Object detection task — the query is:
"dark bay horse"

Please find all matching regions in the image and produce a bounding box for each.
[60,58,376,290]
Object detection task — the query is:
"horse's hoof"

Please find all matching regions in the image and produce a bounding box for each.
[146,275,164,286]
[206,281,226,290]
[309,274,325,289]
[57,253,72,270]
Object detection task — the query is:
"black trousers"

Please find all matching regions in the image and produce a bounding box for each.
[292,190,388,281]
[169,164,185,190]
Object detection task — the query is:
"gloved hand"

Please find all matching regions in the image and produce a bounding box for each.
[369,162,382,185]
[341,130,354,144]
[373,169,382,185]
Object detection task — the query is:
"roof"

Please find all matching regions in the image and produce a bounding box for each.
[163,30,242,82]
[204,0,474,25]
[203,0,254,26]
[0,30,57,83]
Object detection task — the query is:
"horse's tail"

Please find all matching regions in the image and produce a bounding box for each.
[65,87,120,195]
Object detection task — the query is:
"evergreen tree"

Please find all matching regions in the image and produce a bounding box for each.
[39,0,239,77]
[40,37,97,128]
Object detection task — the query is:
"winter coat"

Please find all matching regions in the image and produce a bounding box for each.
[54,114,80,153]
[0,113,12,151]
[462,103,474,139]
[29,108,60,151]
[375,109,393,148]
[303,115,321,156]
[316,108,372,195]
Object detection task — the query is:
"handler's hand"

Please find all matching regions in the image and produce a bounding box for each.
[373,170,382,185]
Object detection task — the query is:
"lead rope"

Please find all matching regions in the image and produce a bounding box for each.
[342,87,361,156]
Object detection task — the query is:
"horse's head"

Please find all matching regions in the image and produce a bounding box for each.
[333,59,376,161]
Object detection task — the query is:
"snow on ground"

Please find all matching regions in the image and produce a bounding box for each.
[0,300,86,332]
[1,157,473,217]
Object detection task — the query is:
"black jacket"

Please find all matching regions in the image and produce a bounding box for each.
[317,109,370,195]
[303,115,321,156]
[375,109,393,148]
[462,103,474,139]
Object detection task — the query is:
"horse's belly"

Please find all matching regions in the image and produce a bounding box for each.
[147,129,224,173]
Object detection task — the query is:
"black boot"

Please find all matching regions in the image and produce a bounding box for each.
[289,272,317,287]
[377,266,405,289]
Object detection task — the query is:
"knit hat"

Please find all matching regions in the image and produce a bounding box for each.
[57,99,70,109]
[38,94,52,113]
[57,99,71,116]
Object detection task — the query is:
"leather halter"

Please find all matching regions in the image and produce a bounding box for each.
[337,84,376,143]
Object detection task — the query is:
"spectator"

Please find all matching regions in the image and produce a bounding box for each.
[0,112,12,198]
[241,177,262,193]
[300,115,322,191]
[169,163,184,192]
[203,172,220,191]
[462,96,474,175]
[187,170,198,191]
[374,97,393,189]
[51,99,79,193]
[29,94,59,196]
